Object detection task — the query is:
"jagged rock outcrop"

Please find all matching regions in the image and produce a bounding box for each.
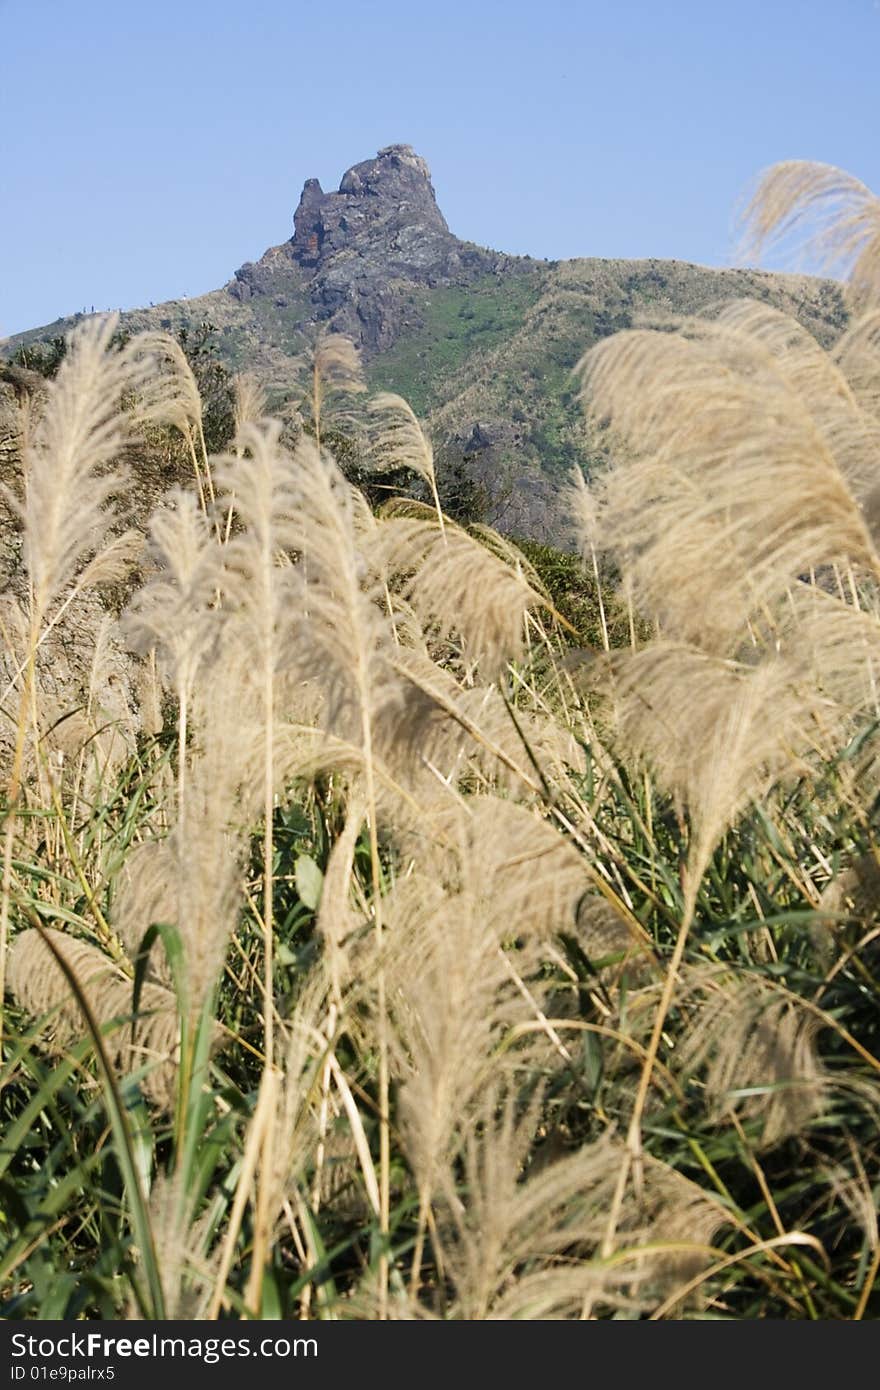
[290,145,454,274]
[229,144,521,353]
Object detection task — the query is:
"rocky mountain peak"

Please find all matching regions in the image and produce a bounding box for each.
[229,143,516,353]
[290,143,451,271]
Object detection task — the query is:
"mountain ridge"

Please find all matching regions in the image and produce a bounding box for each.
[1,144,849,537]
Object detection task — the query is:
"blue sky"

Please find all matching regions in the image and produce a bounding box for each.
[1,0,878,337]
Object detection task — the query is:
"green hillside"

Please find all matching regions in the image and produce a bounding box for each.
[0,144,849,542]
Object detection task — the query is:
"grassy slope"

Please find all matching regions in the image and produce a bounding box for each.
[2,251,848,538]
[365,267,547,414]
[426,257,848,470]
[362,256,846,538]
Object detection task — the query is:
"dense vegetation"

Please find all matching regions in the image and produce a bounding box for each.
[1,160,879,1321]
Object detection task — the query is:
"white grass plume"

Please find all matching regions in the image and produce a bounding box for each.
[676,966,832,1146]
[173,670,256,1019]
[385,797,588,1211]
[376,509,551,676]
[12,316,145,623]
[124,487,221,699]
[834,307,880,436]
[368,393,437,487]
[213,419,299,685]
[435,1089,729,1318]
[8,926,181,1109]
[602,643,813,879]
[282,438,404,751]
[578,309,880,652]
[310,331,365,450]
[367,392,445,529]
[111,840,177,989]
[143,1169,219,1319]
[741,161,880,302]
[125,330,204,437]
[381,643,583,807]
[112,646,254,1022]
[232,371,268,435]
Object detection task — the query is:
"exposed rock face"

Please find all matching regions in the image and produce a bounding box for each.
[291,145,454,275]
[230,144,519,353]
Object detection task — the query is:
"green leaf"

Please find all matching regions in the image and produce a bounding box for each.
[27,923,166,1319]
[294,854,324,910]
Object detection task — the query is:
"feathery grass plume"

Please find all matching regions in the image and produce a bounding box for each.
[368,392,436,487]
[450,795,590,938]
[368,392,445,529]
[819,851,880,925]
[282,437,407,1308]
[8,926,181,1109]
[79,608,137,767]
[813,848,880,969]
[126,330,213,505]
[386,862,528,1194]
[376,510,551,676]
[11,315,148,625]
[308,804,379,1247]
[124,487,222,813]
[266,980,330,1229]
[622,1152,734,1282]
[111,840,177,989]
[216,371,271,541]
[310,330,365,451]
[141,1169,219,1319]
[783,580,880,716]
[590,641,820,1197]
[212,418,305,1065]
[3,600,137,807]
[435,1088,615,1319]
[572,893,654,991]
[822,1152,880,1254]
[132,649,165,738]
[1,313,162,1045]
[0,595,31,757]
[213,422,386,1305]
[713,298,880,498]
[224,978,331,1318]
[41,650,135,815]
[604,643,813,880]
[125,331,203,433]
[315,800,366,1004]
[213,419,300,677]
[741,161,880,302]
[675,967,832,1146]
[834,307,880,436]
[125,487,221,693]
[433,1089,728,1319]
[470,525,550,589]
[578,312,880,653]
[379,643,584,810]
[575,243,880,1216]
[283,438,405,750]
[114,626,254,1028]
[172,672,255,1023]
[232,371,268,435]
[385,796,588,1269]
